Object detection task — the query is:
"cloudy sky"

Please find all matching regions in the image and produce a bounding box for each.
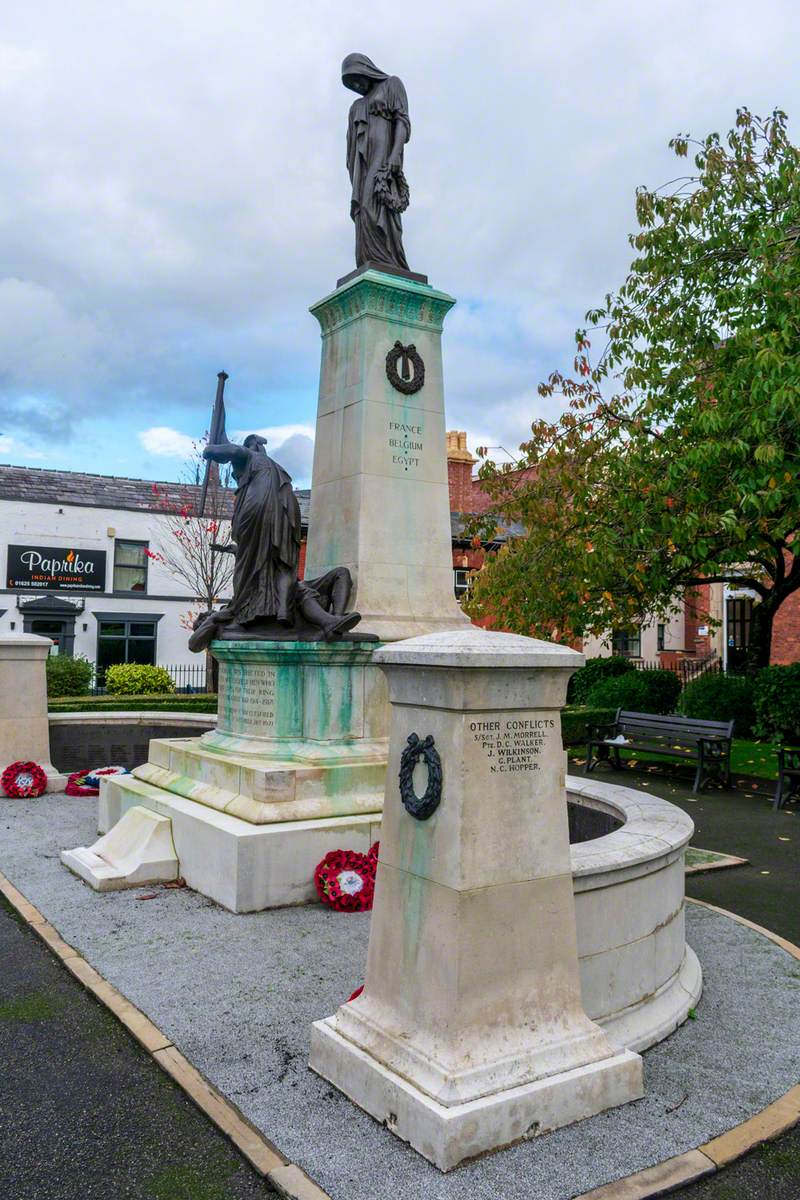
[2,0,799,486]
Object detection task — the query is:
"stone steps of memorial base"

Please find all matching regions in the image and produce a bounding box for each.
[122,738,385,825]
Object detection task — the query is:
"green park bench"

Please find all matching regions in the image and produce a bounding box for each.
[586,709,734,793]
[774,746,800,810]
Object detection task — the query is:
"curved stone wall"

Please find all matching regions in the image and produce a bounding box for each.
[568,775,702,1052]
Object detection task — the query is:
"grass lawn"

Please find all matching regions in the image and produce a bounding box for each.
[568,737,779,782]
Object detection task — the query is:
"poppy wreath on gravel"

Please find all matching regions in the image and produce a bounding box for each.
[65,765,129,797]
[2,761,48,798]
[313,844,379,912]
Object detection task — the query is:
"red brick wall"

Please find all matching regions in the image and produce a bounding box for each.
[772,587,800,664]
[447,459,475,512]
[684,585,713,657]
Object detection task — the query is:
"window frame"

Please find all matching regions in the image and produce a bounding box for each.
[113,538,149,594]
[94,611,163,677]
[611,627,642,658]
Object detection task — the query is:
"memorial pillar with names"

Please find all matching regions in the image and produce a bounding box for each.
[306,269,470,641]
[310,628,643,1171]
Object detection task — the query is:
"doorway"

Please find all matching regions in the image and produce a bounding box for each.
[726,596,753,673]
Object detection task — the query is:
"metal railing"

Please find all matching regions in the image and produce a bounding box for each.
[632,654,723,685]
[89,661,213,695]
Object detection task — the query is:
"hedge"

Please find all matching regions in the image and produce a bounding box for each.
[46,654,93,697]
[678,672,755,736]
[560,706,617,747]
[105,663,175,695]
[567,656,635,705]
[586,668,681,715]
[753,664,800,741]
[49,693,218,714]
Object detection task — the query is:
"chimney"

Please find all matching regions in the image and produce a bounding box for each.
[446,431,477,512]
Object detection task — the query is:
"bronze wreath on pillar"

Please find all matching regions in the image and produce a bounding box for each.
[398,732,442,820]
[386,341,425,394]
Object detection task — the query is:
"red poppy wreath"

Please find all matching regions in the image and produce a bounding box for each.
[66,766,129,797]
[313,846,378,912]
[2,761,48,798]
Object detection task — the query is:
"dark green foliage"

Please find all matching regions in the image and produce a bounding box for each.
[45,654,93,697]
[49,694,217,714]
[560,706,617,746]
[678,672,756,736]
[587,668,681,715]
[753,664,800,741]
[567,656,635,704]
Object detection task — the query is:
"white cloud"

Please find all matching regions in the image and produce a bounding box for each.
[1,0,799,469]
[235,424,316,446]
[0,433,45,460]
[138,426,195,458]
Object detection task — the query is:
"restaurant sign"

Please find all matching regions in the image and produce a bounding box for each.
[7,544,106,592]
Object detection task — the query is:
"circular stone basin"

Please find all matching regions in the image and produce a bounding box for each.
[567,775,702,1053]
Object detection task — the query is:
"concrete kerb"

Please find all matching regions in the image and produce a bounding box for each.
[0,872,797,1200]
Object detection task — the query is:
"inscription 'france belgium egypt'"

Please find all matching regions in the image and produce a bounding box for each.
[471,717,556,774]
[388,420,422,470]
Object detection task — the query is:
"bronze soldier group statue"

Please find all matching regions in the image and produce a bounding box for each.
[190,53,412,653]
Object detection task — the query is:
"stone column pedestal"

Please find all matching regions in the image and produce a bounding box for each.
[310,628,643,1170]
[306,269,470,641]
[0,634,67,792]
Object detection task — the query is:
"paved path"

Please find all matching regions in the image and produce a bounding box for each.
[0,895,273,1200]
[582,760,800,1199]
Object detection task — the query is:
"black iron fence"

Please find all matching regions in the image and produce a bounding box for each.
[90,661,212,695]
[632,655,724,686]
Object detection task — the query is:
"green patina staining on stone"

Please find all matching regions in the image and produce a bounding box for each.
[402,816,433,973]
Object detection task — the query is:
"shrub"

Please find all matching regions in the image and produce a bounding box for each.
[560,706,617,747]
[753,665,800,742]
[586,668,681,715]
[678,672,755,736]
[104,663,175,696]
[45,654,93,698]
[567,656,635,705]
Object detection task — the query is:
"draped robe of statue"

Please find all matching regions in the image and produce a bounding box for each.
[343,53,410,271]
[205,441,302,626]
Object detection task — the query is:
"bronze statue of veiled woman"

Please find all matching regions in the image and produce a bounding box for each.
[342,53,411,272]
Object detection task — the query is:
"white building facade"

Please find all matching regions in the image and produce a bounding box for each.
[0,465,241,679]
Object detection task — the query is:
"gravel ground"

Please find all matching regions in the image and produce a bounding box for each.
[2,791,799,1200]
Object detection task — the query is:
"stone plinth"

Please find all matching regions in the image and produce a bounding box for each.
[0,634,67,792]
[310,628,643,1170]
[75,641,388,912]
[306,270,470,641]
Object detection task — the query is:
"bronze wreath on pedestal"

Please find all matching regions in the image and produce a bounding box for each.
[386,341,425,394]
[399,733,442,820]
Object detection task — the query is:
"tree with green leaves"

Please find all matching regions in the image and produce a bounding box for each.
[466,108,800,673]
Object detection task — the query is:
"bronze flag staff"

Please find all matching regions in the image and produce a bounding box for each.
[197,371,228,518]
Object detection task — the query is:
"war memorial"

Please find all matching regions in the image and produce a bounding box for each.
[1,51,798,1200]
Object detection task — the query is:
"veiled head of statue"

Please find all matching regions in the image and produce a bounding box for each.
[342,53,388,95]
[244,434,268,454]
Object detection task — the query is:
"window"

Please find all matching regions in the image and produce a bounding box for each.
[454,568,471,601]
[113,540,148,592]
[96,616,158,678]
[657,624,665,652]
[611,627,641,658]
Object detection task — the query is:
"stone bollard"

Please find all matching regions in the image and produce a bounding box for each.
[310,628,643,1170]
[0,635,67,793]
